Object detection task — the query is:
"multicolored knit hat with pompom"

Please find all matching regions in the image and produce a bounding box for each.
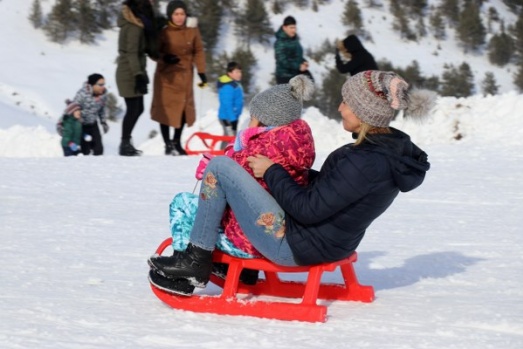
[342,70,436,127]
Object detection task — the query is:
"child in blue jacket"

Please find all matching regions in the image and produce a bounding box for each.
[217,62,244,137]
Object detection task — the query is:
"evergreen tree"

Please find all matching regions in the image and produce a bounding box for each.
[29,0,44,29]
[316,67,347,120]
[440,62,475,97]
[512,9,523,59]
[230,46,257,97]
[272,0,284,14]
[342,0,363,36]
[503,0,523,14]
[407,0,428,19]
[429,9,446,40]
[93,0,120,30]
[76,0,100,44]
[487,7,500,33]
[43,0,76,43]
[293,0,309,9]
[393,9,417,41]
[415,17,427,39]
[191,0,223,52]
[456,0,486,52]
[481,72,499,96]
[488,26,515,67]
[514,63,523,92]
[439,0,460,27]
[234,0,273,49]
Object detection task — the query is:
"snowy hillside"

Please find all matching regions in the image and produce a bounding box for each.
[1,1,523,348]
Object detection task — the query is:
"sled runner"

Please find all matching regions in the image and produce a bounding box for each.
[150,238,375,323]
[184,132,235,155]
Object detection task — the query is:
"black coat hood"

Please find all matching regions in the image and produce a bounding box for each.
[355,128,430,192]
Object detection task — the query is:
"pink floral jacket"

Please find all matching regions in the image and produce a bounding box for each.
[221,119,315,256]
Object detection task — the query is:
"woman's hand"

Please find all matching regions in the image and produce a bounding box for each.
[247,155,274,178]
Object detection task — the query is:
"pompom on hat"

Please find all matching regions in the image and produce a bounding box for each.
[249,75,314,127]
[342,70,437,127]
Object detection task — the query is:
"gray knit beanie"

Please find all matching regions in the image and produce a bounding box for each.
[249,75,314,127]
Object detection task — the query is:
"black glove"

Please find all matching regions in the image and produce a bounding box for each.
[101,121,109,134]
[163,54,180,65]
[134,74,148,94]
[198,73,207,88]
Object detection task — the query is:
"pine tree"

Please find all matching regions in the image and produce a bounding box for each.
[234,0,272,49]
[456,0,486,52]
[407,0,428,19]
[440,62,475,97]
[429,9,446,40]
[293,0,309,9]
[93,0,120,30]
[272,0,285,14]
[487,7,500,33]
[488,26,515,67]
[481,72,499,96]
[191,0,223,52]
[316,68,347,121]
[230,46,257,96]
[415,17,427,39]
[439,0,460,27]
[44,0,76,43]
[76,0,99,44]
[514,63,523,92]
[342,0,363,35]
[393,9,416,41]
[512,9,523,60]
[29,0,44,29]
[503,0,523,14]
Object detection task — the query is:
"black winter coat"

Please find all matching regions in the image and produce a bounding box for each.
[335,35,378,76]
[264,128,429,265]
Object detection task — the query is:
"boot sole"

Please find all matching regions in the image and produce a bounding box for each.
[148,270,195,296]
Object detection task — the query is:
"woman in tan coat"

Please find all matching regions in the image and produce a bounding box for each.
[150,0,206,155]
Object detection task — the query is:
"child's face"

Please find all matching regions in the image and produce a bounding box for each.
[228,68,242,82]
[171,8,186,26]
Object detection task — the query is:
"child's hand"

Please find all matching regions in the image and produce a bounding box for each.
[195,153,214,180]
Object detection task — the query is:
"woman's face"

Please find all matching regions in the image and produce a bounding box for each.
[338,101,362,133]
[171,8,186,26]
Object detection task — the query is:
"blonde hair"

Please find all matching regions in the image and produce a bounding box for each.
[354,123,391,145]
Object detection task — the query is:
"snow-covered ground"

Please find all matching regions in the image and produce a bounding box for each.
[1,0,523,348]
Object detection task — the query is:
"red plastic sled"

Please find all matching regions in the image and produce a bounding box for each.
[150,238,375,322]
[184,132,235,156]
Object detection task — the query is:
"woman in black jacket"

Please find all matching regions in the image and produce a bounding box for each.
[148,70,436,296]
[335,34,378,76]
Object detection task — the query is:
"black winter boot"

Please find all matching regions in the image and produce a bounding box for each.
[171,139,187,156]
[148,269,195,296]
[164,142,175,155]
[119,138,142,156]
[148,243,213,288]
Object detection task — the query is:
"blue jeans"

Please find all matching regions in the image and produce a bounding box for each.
[189,156,298,266]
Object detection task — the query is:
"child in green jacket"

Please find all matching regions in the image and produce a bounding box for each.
[60,101,83,156]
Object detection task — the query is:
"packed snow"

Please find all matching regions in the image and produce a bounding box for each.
[1,0,523,348]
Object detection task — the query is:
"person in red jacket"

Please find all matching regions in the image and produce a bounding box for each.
[158,74,316,294]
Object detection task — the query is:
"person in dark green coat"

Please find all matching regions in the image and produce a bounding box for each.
[274,16,310,84]
[115,0,158,156]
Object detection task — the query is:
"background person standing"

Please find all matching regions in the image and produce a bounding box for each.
[150,0,206,156]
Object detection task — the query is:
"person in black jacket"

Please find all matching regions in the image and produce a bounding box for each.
[335,34,378,76]
[148,70,437,296]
